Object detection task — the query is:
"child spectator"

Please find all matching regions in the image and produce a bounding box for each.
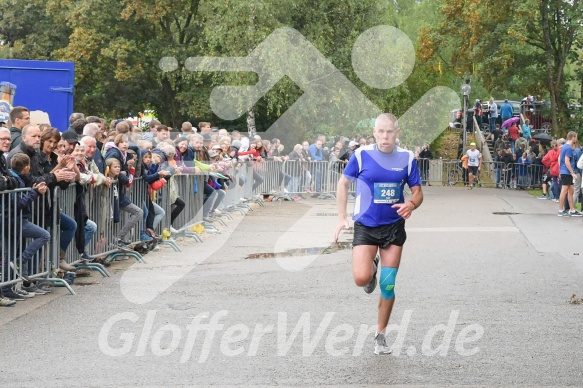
[158,143,187,230]
[460,153,469,186]
[104,143,147,246]
[1,153,50,300]
[140,149,167,238]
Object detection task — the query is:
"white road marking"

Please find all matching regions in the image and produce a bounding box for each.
[408,227,519,232]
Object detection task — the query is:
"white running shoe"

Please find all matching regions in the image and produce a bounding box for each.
[374,333,392,355]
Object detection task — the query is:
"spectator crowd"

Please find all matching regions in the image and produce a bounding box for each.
[0,106,398,307]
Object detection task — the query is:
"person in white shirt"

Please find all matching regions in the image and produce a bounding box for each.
[466,142,482,189]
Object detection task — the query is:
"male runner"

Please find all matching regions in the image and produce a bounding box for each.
[466,142,482,189]
[557,131,583,217]
[334,113,423,355]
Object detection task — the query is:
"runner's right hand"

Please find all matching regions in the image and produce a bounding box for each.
[334,217,350,242]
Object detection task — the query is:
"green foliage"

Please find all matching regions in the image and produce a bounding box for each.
[5,0,579,146]
[419,0,582,136]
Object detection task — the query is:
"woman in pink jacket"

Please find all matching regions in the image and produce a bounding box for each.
[542,140,561,201]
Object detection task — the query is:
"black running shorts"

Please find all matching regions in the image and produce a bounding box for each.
[353,219,407,249]
[468,166,479,175]
[561,174,574,186]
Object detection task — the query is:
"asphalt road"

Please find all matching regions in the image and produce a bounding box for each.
[1,186,582,387]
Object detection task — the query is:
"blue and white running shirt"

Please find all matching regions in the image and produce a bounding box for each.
[343,144,421,227]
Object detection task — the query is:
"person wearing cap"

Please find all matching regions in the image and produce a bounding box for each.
[340,141,359,162]
[466,142,482,189]
[61,129,80,155]
[334,113,423,355]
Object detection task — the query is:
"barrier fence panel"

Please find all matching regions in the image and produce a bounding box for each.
[153,175,173,235]
[27,187,50,283]
[442,160,465,186]
[172,174,204,230]
[1,189,26,291]
[84,180,121,259]
[511,162,544,189]
[62,179,144,266]
[282,160,305,196]
[325,161,356,199]
[125,176,149,246]
[427,159,444,186]
[241,162,254,200]
[308,160,335,199]
[1,187,75,294]
[223,165,242,207]
[252,160,286,196]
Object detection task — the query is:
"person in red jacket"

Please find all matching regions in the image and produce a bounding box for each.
[542,140,561,202]
[507,123,519,153]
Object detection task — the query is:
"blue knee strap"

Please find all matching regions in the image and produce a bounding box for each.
[379,267,398,300]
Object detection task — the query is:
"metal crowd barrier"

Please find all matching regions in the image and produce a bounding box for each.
[4,154,551,302]
[155,174,204,243]
[1,189,28,293]
[57,181,143,274]
[496,162,544,189]
[1,187,74,295]
[282,160,306,196]
[252,160,290,200]
[222,162,254,215]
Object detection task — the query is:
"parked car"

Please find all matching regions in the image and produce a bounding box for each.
[520,101,552,131]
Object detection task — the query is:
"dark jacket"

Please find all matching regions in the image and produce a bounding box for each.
[140,149,166,184]
[419,148,433,160]
[8,170,39,221]
[9,127,22,151]
[0,150,18,191]
[6,143,58,187]
[339,148,355,162]
[104,145,133,207]
[38,151,70,190]
[74,160,88,254]
[93,148,106,174]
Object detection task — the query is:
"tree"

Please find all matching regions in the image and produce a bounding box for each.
[537,0,582,134]
[0,0,70,60]
[419,0,582,135]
